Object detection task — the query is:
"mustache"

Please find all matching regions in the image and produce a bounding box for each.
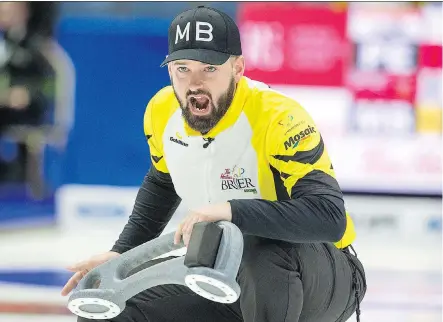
[186,89,212,99]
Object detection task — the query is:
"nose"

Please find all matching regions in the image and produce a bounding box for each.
[188,72,205,92]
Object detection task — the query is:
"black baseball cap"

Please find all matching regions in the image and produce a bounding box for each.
[160,6,242,67]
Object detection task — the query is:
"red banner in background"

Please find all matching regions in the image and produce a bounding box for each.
[347,72,417,102]
[237,3,349,87]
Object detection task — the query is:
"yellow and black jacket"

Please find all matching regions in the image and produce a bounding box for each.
[112,76,356,253]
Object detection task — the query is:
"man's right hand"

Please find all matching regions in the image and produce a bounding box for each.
[61,251,120,296]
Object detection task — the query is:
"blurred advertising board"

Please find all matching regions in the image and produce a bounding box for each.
[56,185,137,234]
[56,185,187,237]
[238,3,442,196]
[55,185,441,238]
[344,194,442,237]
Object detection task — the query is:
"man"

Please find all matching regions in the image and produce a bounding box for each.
[62,6,367,322]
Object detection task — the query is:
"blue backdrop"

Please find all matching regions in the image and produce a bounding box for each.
[56,17,172,186]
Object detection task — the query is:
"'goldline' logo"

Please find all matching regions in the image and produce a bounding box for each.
[170,137,188,147]
[284,126,316,150]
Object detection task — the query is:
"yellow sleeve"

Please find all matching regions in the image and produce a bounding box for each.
[143,98,169,173]
[266,105,333,196]
[266,104,357,248]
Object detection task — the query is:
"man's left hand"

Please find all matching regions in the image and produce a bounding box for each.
[174,202,232,246]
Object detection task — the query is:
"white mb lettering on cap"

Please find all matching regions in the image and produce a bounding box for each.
[175,21,214,44]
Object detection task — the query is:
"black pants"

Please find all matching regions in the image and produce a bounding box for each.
[0,107,44,131]
[78,236,367,322]
[0,107,43,183]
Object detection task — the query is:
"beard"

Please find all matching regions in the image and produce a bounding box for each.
[172,77,236,134]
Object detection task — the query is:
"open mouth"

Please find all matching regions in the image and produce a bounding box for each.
[188,95,212,116]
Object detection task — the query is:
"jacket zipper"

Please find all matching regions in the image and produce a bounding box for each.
[206,142,213,203]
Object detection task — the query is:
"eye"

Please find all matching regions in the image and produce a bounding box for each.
[177,66,189,73]
[205,66,217,72]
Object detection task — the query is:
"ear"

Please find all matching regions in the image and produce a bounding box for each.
[233,56,245,83]
[167,63,173,79]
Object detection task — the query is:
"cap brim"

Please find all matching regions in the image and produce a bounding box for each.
[160,49,230,67]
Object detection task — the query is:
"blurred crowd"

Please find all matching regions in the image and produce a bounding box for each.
[0,2,58,184]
